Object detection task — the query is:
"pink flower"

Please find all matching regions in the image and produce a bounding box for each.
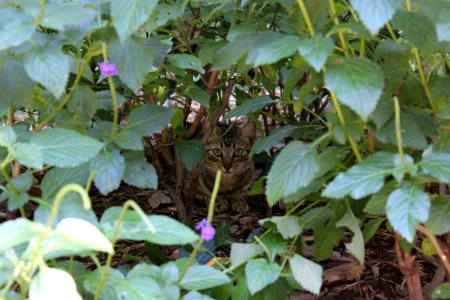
[99,61,117,76]
[195,218,215,241]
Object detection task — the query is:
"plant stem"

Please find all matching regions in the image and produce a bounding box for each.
[297,0,314,36]
[393,96,404,161]
[101,42,119,140]
[328,0,349,57]
[413,48,435,111]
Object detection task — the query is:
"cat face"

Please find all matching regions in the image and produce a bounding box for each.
[202,121,256,176]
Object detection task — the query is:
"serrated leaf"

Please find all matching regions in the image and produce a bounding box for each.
[111,0,157,42]
[266,141,319,205]
[433,283,450,299]
[245,258,281,295]
[420,151,450,183]
[325,57,384,120]
[230,243,264,266]
[322,152,396,200]
[350,0,400,35]
[0,9,35,51]
[0,58,36,105]
[0,219,45,251]
[250,125,297,156]
[298,34,334,72]
[363,180,397,215]
[224,96,273,120]
[0,126,16,147]
[40,165,90,199]
[386,185,430,243]
[24,45,69,99]
[289,254,322,295]
[336,204,364,264]
[29,268,82,300]
[180,265,231,290]
[167,54,205,74]
[260,216,303,239]
[109,37,155,91]
[175,140,206,171]
[184,85,210,108]
[12,142,44,169]
[67,86,99,123]
[41,3,96,31]
[425,196,450,235]
[90,149,125,195]
[363,219,384,243]
[123,151,158,189]
[32,128,104,168]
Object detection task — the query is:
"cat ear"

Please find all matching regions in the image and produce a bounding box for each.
[238,122,256,142]
[202,119,221,139]
[201,119,211,133]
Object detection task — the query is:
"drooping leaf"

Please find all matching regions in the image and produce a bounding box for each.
[432,283,450,299]
[259,216,303,239]
[386,185,430,243]
[350,0,400,35]
[289,254,322,295]
[180,265,231,290]
[266,141,319,206]
[298,34,334,72]
[425,196,450,235]
[29,267,82,300]
[363,180,397,215]
[336,203,365,264]
[90,148,125,195]
[363,219,384,243]
[224,96,274,120]
[67,85,99,123]
[325,57,384,120]
[230,243,264,267]
[245,258,281,295]
[250,125,297,156]
[122,151,158,189]
[175,140,206,171]
[0,9,35,51]
[420,150,450,183]
[167,54,205,74]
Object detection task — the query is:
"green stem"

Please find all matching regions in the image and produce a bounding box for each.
[101,42,119,140]
[297,0,315,36]
[413,48,435,111]
[328,0,349,57]
[36,0,45,25]
[393,96,404,161]
[386,22,397,42]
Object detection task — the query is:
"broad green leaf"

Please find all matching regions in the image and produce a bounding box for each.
[420,151,450,183]
[246,32,300,67]
[24,45,70,99]
[362,219,384,243]
[147,215,198,245]
[0,9,34,51]
[0,58,35,105]
[111,0,157,42]
[437,10,450,42]
[116,275,165,300]
[40,165,90,199]
[350,0,400,35]
[41,3,96,31]
[289,254,322,295]
[336,204,364,264]
[313,221,345,260]
[90,148,125,195]
[184,85,210,108]
[260,216,303,239]
[230,243,264,267]
[0,219,45,251]
[32,128,104,168]
[259,232,289,261]
[425,196,450,235]
[224,96,273,120]
[12,142,44,169]
[433,283,450,299]
[386,185,430,242]
[56,218,113,254]
[167,54,205,74]
[83,269,124,300]
[322,152,396,200]
[245,258,281,295]
[180,265,231,290]
[0,126,16,147]
[325,57,384,120]
[97,90,127,111]
[250,125,297,156]
[29,267,82,300]
[212,34,258,70]
[175,140,206,171]
[266,141,319,205]
[363,180,397,215]
[123,151,158,189]
[184,291,215,300]
[109,37,155,91]
[114,130,143,150]
[298,34,334,72]
[67,86,99,123]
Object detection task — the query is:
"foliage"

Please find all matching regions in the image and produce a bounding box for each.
[0,0,449,299]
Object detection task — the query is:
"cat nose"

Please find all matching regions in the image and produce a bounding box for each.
[224,165,231,172]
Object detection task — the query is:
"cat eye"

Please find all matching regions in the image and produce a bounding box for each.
[212,148,222,156]
[234,148,244,157]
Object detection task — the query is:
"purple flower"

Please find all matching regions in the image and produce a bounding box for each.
[195,218,215,241]
[99,61,118,76]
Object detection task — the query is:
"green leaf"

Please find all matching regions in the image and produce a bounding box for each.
[123,151,158,189]
[0,219,45,251]
[245,258,281,295]
[67,86,99,123]
[111,0,157,42]
[29,267,82,300]
[386,185,430,243]
[266,141,319,206]
[363,219,384,243]
[167,54,205,74]
[289,254,322,295]
[246,32,300,67]
[230,243,264,267]
[363,180,397,215]
[0,9,35,51]
[184,291,215,300]
[350,0,400,35]
[425,196,450,235]
[336,204,364,264]
[41,165,90,199]
[175,140,206,171]
[184,85,210,108]
[0,58,36,105]
[12,142,44,169]
[325,57,384,120]
[56,218,113,254]
[224,96,273,120]
[250,125,297,156]
[32,128,104,168]
[41,3,96,31]
[260,216,303,239]
[433,283,450,299]
[180,265,231,290]
[420,150,450,183]
[298,34,334,72]
[24,45,70,99]
[211,34,258,70]
[437,9,450,42]
[0,126,16,147]
[109,37,155,91]
[90,149,125,195]
[322,152,396,200]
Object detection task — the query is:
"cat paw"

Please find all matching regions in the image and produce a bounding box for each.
[215,197,229,213]
[231,198,248,213]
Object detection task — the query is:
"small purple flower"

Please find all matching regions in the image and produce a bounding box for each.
[195,218,215,241]
[99,61,118,76]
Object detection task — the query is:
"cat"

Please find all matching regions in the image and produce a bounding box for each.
[197,120,256,213]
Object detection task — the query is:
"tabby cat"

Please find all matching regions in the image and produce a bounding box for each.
[197,120,256,213]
